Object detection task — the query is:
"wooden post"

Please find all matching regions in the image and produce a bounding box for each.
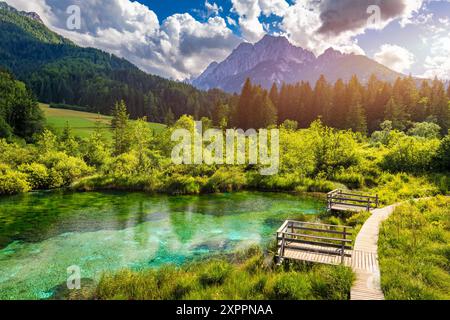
[341,227,347,264]
[367,198,370,211]
[280,232,286,259]
[376,195,379,208]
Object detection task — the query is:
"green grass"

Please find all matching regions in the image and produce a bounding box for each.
[40,104,166,139]
[83,247,354,300]
[379,196,450,300]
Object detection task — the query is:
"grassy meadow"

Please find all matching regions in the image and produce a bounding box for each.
[40,104,166,139]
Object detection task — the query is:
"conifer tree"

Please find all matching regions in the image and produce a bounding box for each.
[111,100,131,155]
[269,83,279,107]
[384,97,407,131]
[430,78,450,134]
[258,91,277,128]
[236,78,253,129]
[313,75,333,125]
[332,79,347,128]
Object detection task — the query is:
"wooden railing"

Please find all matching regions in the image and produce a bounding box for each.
[276,220,353,265]
[327,189,379,212]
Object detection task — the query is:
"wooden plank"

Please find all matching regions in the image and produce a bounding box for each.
[289,220,352,229]
[291,226,353,235]
[280,232,353,243]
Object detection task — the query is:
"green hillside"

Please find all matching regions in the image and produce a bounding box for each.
[0,2,230,122]
[41,104,166,139]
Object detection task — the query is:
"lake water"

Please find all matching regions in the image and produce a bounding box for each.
[0,191,324,299]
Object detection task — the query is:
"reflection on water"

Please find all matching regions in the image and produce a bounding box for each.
[0,191,324,299]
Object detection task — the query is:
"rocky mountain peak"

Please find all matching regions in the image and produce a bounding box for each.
[193,35,402,93]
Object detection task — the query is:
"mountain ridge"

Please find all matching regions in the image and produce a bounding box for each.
[192,35,404,93]
[0,2,43,23]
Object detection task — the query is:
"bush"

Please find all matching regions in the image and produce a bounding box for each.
[164,174,204,195]
[381,136,440,173]
[204,167,247,193]
[0,169,30,194]
[333,169,365,189]
[39,151,93,187]
[303,178,336,193]
[106,152,139,176]
[18,163,49,189]
[407,122,441,139]
[434,133,450,171]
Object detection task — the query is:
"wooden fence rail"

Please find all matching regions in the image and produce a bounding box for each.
[276,220,353,265]
[327,189,379,212]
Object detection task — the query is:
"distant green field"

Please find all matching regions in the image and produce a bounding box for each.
[40,104,166,139]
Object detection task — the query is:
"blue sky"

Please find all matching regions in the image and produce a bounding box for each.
[5,0,450,80]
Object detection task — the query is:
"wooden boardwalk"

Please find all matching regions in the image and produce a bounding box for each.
[327,189,379,213]
[282,243,353,266]
[275,196,401,300]
[276,221,353,266]
[350,204,397,300]
[276,200,399,300]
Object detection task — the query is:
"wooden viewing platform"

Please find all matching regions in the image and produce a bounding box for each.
[327,189,379,212]
[276,220,353,266]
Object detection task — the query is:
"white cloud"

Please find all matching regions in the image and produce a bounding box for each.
[276,0,431,56]
[231,0,265,42]
[230,0,289,42]
[259,0,289,17]
[374,44,415,73]
[5,0,240,80]
[422,36,450,79]
[5,0,447,80]
[205,1,222,17]
[226,16,237,26]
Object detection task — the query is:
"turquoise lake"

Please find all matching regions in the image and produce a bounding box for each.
[0,191,324,299]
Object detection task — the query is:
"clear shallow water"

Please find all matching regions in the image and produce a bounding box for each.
[0,191,324,299]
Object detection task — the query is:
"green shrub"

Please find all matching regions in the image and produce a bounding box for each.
[18,163,49,189]
[333,169,365,189]
[0,169,30,194]
[39,151,92,187]
[107,152,139,176]
[434,133,450,171]
[164,174,204,195]
[204,167,246,193]
[381,136,440,173]
[303,178,336,193]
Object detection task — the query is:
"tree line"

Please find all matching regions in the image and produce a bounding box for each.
[228,75,450,134]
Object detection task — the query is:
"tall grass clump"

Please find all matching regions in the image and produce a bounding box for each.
[379,196,450,300]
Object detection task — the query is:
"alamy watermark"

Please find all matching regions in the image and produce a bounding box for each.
[171,122,279,176]
[66,5,81,30]
[67,265,81,290]
[367,5,381,26]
